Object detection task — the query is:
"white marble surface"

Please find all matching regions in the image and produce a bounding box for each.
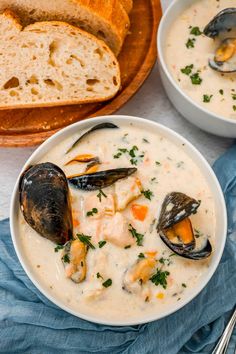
[0,1,234,220]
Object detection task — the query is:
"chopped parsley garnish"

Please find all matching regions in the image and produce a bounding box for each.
[113,145,144,165]
[194,229,203,238]
[54,245,64,252]
[181,64,194,75]
[219,89,224,95]
[143,138,149,143]
[176,161,184,168]
[77,234,95,249]
[124,245,131,249]
[98,240,107,248]
[182,283,187,288]
[97,189,107,202]
[190,72,202,85]
[186,38,196,48]
[102,278,112,288]
[155,161,161,166]
[190,26,202,36]
[141,189,154,200]
[234,105,236,111]
[86,208,98,217]
[128,224,144,246]
[203,94,213,103]
[62,254,70,263]
[138,253,145,259]
[97,272,103,279]
[159,257,171,266]
[150,268,170,289]
[232,94,236,100]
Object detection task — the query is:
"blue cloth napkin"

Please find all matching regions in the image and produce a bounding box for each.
[1,146,236,354]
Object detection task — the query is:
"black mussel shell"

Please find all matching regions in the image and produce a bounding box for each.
[66,122,119,154]
[19,162,73,245]
[157,192,200,231]
[159,231,212,260]
[68,167,137,191]
[204,8,236,38]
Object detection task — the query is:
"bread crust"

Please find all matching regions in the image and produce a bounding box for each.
[0,0,130,55]
[119,0,133,13]
[0,11,121,110]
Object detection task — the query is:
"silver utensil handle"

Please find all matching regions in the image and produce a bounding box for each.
[212,307,236,354]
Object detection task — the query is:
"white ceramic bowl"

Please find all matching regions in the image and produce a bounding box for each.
[10,115,227,326]
[158,0,236,138]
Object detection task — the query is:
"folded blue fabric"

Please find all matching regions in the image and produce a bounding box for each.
[1,146,236,354]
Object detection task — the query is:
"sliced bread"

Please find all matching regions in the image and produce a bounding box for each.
[0,10,121,110]
[0,0,130,55]
[120,0,133,14]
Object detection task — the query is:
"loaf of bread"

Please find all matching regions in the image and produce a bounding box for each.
[0,10,121,110]
[0,0,130,55]
[120,0,133,13]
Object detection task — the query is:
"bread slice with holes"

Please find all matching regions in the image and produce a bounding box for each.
[120,0,133,14]
[0,10,121,110]
[0,0,130,55]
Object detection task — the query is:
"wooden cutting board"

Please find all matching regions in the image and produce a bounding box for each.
[0,0,162,147]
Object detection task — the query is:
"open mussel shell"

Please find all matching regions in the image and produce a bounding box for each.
[209,38,236,73]
[68,167,137,191]
[66,122,119,154]
[157,192,200,231]
[157,192,212,260]
[159,231,212,260]
[204,8,236,38]
[19,162,73,245]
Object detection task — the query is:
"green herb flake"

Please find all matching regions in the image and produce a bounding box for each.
[62,254,70,263]
[203,94,213,103]
[138,253,145,259]
[181,64,194,76]
[54,245,64,253]
[182,283,187,288]
[150,268,170,289]
[186,38,196,48]
[141,189,154,200]
[190,72,202,85]
[219,89,224,95]
[86,208,98,217]
[102,278,112,288]
[97,272,103,279]
[129,224,144,246]
[190,26,202,36]
[232,94,236,100]
[98,240,107,248]
[97,189,107,202]
[77,233,95,249]
[233,105,236,111]
[155,161,161,166]
[124,245,131,249]
[143,138,149,143]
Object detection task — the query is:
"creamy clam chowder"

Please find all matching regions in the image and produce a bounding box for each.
[18,123,215,323]
[165,0,236,120]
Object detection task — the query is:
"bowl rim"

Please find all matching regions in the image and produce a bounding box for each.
[10,115,227,326]
[157,0,236,125]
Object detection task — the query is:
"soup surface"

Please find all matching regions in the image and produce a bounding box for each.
[18,122,215,323]
[165,0,236,120]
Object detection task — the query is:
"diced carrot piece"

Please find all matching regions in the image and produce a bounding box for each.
[73,218,80,228]
[145,251,157,258]
[131,204,148,221]
[156,292,164,300]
